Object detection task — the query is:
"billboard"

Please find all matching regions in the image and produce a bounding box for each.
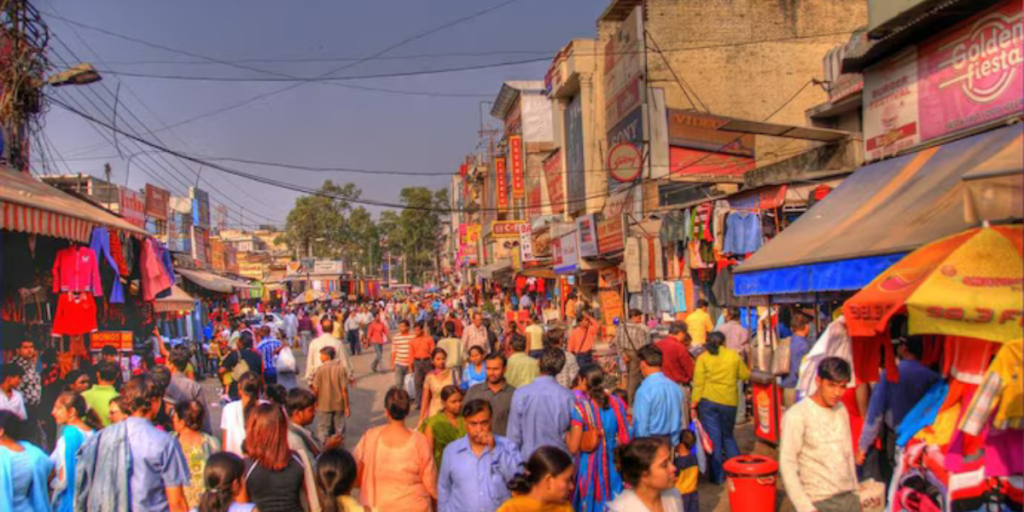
[576,214,599,258]
[543,150,565,214]
[864,48,921,161]
[144,184,170,221]
[495,157,509,212]
[553,231,579,274]
[564,94,585,213]
[491,220,530,239]
[510,135,525,199]
[118,187,146,228]
[190,187,211,229]
[666,110,756,158]
[210,238,226,271]
[604,5,645,129]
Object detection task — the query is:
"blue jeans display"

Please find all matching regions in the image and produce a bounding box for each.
[698,400,740,484]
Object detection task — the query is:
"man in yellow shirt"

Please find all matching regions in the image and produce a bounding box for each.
[684,299,715,347]
[524,315,545,358]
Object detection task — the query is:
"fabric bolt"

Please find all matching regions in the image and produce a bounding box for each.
[632,371,684,441]
[89,227,124,303]
[52,246,103,296]
[507,375,575,460]
[437,436,522,512]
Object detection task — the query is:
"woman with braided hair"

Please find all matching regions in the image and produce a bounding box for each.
[198,452,256,512]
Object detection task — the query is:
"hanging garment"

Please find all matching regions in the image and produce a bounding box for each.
[673,281,688,313]
[640,238,650,283]
[52,246,104,296]
[724,211,763,255]
[89,227,124,303]
[52,292,98,336]
[154,242,176,299]
[943,337,1002,385]
[653,238,664,281]
[625,237,641,293]
[660,210,688,243]
[712,201,729,253]
[140,238,172,301]
[108,230,129,277]
[651,282,674,317]
[960,340,1023,434]
[682,208,693,241]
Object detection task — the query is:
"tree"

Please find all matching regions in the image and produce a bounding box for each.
[280,180,361,259]
[344,207,379,275]
[388,187,449,285]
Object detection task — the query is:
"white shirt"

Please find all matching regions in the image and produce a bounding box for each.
[357,312,371,326]
[305,333,351,384]
[779,398,859,512]
[220,400,247,457]
[344,316,360,332]
[0,388,26,419]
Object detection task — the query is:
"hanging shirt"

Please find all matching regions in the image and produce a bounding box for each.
[89,227,124,303]
[724,211,763,255]
[52,246,103,296]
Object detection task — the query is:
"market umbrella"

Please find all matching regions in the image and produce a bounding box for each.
[291,289,327,304]
[843,224,1023,343]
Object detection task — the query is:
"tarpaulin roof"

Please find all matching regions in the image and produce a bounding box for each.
[176,268,256,293]
[734,124,1023,295]
[0,167,149,243]
[154,285,194,313]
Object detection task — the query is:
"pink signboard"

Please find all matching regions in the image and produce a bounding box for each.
[917,1,1023,141]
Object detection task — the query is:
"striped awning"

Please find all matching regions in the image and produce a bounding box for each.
[0,168,148,243]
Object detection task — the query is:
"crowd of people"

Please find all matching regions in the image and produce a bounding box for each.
[0,289,905,512]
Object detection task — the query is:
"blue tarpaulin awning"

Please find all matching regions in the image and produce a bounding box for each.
[734,124,1023,296]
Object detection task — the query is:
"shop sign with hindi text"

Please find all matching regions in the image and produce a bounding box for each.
[144,184,170,221]
[495,157,509,212]
[118,187,146,229]
[510,135,525,199]
[543,149,565,214]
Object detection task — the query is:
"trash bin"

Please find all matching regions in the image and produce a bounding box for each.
[724,455,778,512]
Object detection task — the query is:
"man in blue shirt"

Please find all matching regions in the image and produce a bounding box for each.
[632,344,684,443]
[781,313,812,407]
[256,326,282,385]
[507,347,575,460]
[438,399,523,512]
[857,336,940,480]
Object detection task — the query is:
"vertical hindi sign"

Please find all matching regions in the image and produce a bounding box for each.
[509,135,525,199]
[191,226,211,269]
[543,149,565,214]
[495,157,509,212]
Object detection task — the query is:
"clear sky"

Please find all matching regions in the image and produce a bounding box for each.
[38,0,610,229]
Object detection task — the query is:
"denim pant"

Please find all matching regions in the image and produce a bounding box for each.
[316,411,347,442]
[394,364,409,390]
[413,359,432,405]
[698,400,740,484]
[346,329,361,356]
[371,344,384,372]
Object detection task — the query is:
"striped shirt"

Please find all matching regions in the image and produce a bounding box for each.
[392,334,414,367]
[257,338,282,376]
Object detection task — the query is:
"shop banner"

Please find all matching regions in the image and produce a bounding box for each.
[144,184,170,221]
[191,226,211,269]
[510,135,525,199]
[495,157,509,212]
[864,48,921,160]
[225,245,239,274]
[918,1,1023,141]
[90,331,133,351]
[564,95,586,213]
[211,238,226,271]
[576,214,599,258]
[667,109,756,157]
[167,211,191,253]
[596,214,625,254]
[543,149,565,214]
[314,260,343,274]
[527,162,543,218]
[190,187,211,229]
[491,220,530,239]
[511,246,522,272]
[670,146,756,178]
[519,224,536,262]
[554,231,579,274]
[598,268,624,336]
[118,187,146,228]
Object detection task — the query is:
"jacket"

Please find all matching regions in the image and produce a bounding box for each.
[52,246,104,296]
[75,420,132,512]
[140,238,171,301]
[89,226,124,303]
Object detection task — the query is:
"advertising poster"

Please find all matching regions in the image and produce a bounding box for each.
[917,1,1023,141]
[554,231,579,274]
[564,94,585,213]
[210,238,226,271]
[598,267,624,336]
[144,184,170,221]
[864,48,921,161]
[519,225,536,262]
[576,214,599,258]
[491,220,529,239]
[190,187,211,229]
[669,146,756,178]
[667,110,756,157]
[543,149,565,214]
[510,135,525,199]
[495,157,509,212]
[118,188,146,228]
[225,245,239,274]
[604,5,644,128]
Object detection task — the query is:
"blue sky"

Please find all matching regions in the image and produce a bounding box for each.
[38,0,609,228]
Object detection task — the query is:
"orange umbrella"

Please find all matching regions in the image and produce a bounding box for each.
[844,225,1023,343]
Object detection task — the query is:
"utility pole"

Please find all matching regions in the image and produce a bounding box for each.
[2,0,49,172]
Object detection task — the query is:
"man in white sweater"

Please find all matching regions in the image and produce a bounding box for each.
[780,356,861,512]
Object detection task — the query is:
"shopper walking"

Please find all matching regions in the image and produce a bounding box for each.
[508,347,575,460]
[691,331,750,484]
[496,446,575,512]
[0,411,51,512]
[171,400,221,509]
[419,348,459,425]
[632,345,684,443]
[419,385,466,468]
[606,437,684,512]
[49,392,99,512]
[464,353,516,436]
[614,309,650,405]
[567,364,630,512]
[311,347,351,441]
[437,399,522,512]
[367,314,391,374]
[410,321,436,408]
[243,403,307,512]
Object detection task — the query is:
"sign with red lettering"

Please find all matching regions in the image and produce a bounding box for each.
[90,331,133,351]
[491,221,530,239]
[144,184,169,221]
[118,187,146,228]
[543,150,565,214]
[510,135,525,199]
[607,142,644,183]
[495,157,509,212]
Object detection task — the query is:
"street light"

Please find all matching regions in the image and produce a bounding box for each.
[45,63,102,87]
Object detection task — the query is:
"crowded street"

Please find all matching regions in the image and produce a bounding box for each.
[0,0,1022,512]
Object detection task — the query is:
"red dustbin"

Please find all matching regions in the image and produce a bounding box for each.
[724,455,778,512]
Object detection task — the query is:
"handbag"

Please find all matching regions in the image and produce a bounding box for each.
[576,397,603,453]
[772,336,792,376]
[275,346,296,373]
[230,351,250,381]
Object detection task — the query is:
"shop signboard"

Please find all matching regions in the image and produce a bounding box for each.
[576,214,599,258]
[543,149,565,214]
[917,1,1023,141]
[167,211,191,253]
[144,184,170,221]
[225,245,239,274]
[527,160,543,218]
[511,245,522,272]
[491,220,530,239]
[495,157,509,212]
[607,142,644,184]
[510,135,525,199]
[190,187,211,229]
[864,48,921,160]
[314,260,343,274]
[210,238,226,271]
[604,5,644,129]
[191,226,211,269]
[823,32,867,103]
[596,214,625,255]
[285,261,302,276]
[90,331,133,352]
[554,230,579,274]
[564,94,585,213]
[598,268,624,335]
[118,187,146,229]
[669,146,756,178]
[667,110,756,158]
[519,224,536,262]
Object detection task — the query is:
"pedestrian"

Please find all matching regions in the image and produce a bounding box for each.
[691,331,750,484]
[392,320,414,389]
[0,363,27,419]
[496,446,574,512]
[606,437,684,512]
[256,326,283,386]
[0,411,51,512]
[462,313,489,355]
[438,399,522,512]
[344,311,361,356]
[221,371,263,457]
[632,345,684,444]
[49,392,99,512]
[243,403,307,512]
[75,374,191,512]
[614,309,651,406]
[684,299,714,348]
[505,334,540,389]
[166,346,212,433]
[544,328,579,389]
[654,322,695,427]
[195,452,254,512]
[275,334,300,391]
[297,311,314,354]
[305,318,351,387]
[311,346,351,442]
[285,388,326,512]
[508,347,575,460]
[461,346,488,391]
[781,313,813,407]
[567,364,631,512]
[220,332,263,400]
[11,341,42,441]
[567,312,598,367]
[108,395,128,424]
[464,353,516,436]
[420,385,466,468]
[63,369,92,394]
[149,365,176,432]
[525,315,544,358]
[94,344,125,391]
[171,400,221,509]
[437,320,464,373]
[410,321,436,408]
[780,357,860,512]
[483,318,500,354]
[314,447,378,512]
[284,307,298,346]
[353,388,437,512]
[419,348,459,425]
[367,313,391,374]
[672,430,699,512]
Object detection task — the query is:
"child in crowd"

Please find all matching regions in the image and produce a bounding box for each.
[612,388,632,425]
[674,429,699,512]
